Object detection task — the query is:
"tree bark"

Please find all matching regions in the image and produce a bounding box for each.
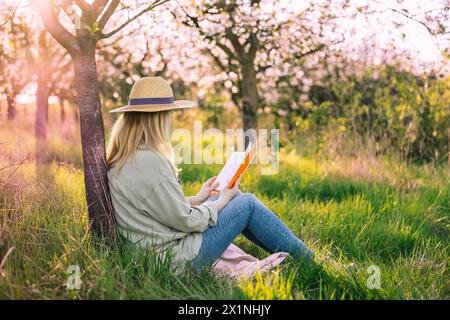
[45,100,49,123]
[241,62,258,145]
[74,106,80,123]
[58,96,66,123]
[35,71,50,165]
[6,96,16,120]
[72,45,115,239]
[35,74,50,140]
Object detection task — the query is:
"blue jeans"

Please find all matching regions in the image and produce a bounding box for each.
[191,193,314,271]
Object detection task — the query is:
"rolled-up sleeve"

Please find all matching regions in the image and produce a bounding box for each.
[137,179,217,233]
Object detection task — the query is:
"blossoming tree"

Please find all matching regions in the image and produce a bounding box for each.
[173,0,343,140]
[34,0,169,239]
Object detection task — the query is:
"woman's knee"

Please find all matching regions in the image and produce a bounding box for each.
[235,193,258,209]
[239,192,257,201]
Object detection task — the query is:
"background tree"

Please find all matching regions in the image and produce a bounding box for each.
[51,73,77,123]
[33,30,72,164]
[174,0,343,141]
[1,5,73,164]
[0,17,33,119]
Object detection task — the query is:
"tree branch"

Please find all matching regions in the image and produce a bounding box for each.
[92,0,110,17]
[74,0,92,13]
[389,7,434,35]
[176,5,241,63]
[203,47,227,72]
[0,1,20,28]
[224,27,244,58]
[215,40,239,62]
[99,0,169,39]
[293,44,326,60]
[34,0,79,54]
[97,0,120,30]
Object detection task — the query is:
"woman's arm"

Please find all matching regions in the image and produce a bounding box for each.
[186,195,204,206]
[138,179,218,233]
[187,176,218,206]
[189,176,242,211]
[211,177,241,212]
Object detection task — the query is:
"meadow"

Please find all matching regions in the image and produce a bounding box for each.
[0,106,449,300]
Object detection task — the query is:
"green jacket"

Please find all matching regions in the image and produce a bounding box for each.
[108,146,218,265]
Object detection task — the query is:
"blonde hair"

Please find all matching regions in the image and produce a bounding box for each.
[106,111,176,174]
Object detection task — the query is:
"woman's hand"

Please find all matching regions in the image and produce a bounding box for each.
[213,177,242,212]
[188,176,219,205]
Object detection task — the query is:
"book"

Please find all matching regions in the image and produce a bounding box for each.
[215,142,257,191]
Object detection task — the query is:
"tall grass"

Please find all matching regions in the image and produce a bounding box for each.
[0,107,448,299]
[0,150,448,299]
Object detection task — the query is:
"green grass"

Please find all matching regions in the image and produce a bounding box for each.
[1,149,449,299]
[0,108,449,299]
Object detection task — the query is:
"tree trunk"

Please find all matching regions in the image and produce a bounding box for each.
[74,107,79,123]
[241,62,259,146]
[6,96,16,120]
[45,100,49,123]
[35,74,49,140]
[72,46,115,239]
[58,96,66,123]
[35,72,50,165]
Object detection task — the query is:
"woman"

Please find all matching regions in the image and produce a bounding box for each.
[107,77,314,271]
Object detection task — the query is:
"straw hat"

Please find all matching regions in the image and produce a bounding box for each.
[109,77,197,113]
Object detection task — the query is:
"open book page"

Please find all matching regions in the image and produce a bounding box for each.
[215,142,255,191]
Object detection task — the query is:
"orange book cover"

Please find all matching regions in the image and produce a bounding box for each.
[215,142,257,191]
